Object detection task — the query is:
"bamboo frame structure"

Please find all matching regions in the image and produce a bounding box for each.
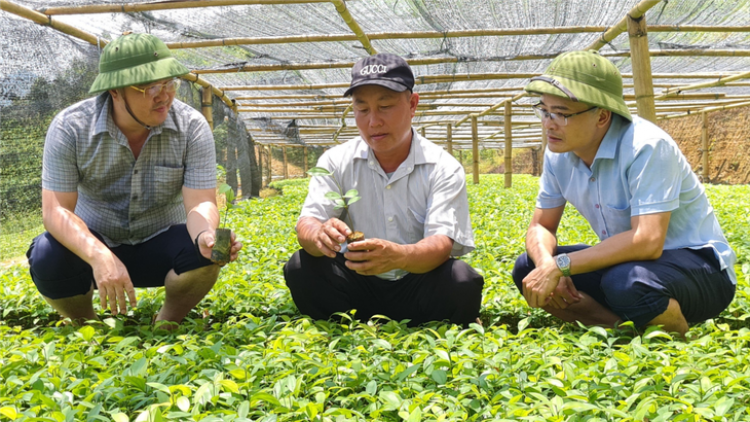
[627,13,656,123]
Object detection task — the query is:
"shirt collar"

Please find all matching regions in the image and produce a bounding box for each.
[592,114,626,162]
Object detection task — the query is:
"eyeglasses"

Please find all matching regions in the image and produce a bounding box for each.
[129,78,180,98]
[532,103,598,127]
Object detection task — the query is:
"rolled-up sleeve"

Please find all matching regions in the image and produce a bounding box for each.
[42,113,79,192]
[627,138,681,216]
[536,151,567,209]
[183,118,217,190]
[424,164,474,256]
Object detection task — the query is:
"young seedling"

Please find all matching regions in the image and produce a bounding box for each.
[212,182,235,265]
[307,166,364,242]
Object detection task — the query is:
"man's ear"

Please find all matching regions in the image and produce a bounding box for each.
[596,108,612,127]
[408,91,419,116]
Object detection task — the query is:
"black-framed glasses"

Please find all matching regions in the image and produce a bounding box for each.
[532,103,598,126]
[129,78,180,99]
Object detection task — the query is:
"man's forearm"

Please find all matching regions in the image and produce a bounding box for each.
[44,207,112,265]
[186,202,220,241]
[396,235,453,274]
[525,225,558,267]
[296,217,326,257]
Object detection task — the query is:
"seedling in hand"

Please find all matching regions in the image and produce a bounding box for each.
[307,166,364,242]
[212,182,235,265]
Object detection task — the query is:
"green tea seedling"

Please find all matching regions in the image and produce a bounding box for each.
[307,166,364,241]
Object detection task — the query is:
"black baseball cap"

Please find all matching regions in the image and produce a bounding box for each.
[343,53,415,97]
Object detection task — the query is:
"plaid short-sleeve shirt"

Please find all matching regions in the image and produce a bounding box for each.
[42,94,216,246]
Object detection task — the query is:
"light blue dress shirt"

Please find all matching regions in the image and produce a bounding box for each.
[300,129,474,280]
[537,115,737,284]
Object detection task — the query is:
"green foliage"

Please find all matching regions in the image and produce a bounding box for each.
[307,166,361,227]
[0,175,749,421]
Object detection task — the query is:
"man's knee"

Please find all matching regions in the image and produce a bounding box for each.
[27,232,94,299]
[444,260,484,307]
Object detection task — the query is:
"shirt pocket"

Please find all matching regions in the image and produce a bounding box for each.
[153,166,185,205]
[602,204,632,236]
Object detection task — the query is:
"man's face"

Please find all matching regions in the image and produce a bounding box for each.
[352,85,418,157]
[537,93,606,161]
[117,78,177,127]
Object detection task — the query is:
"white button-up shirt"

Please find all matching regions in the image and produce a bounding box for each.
[300,129,475,280]
[538,115,737,284]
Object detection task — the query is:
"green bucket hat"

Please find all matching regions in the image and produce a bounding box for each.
[525,50,631,121]
[89,33,189,94]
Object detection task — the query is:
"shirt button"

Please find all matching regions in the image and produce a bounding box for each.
[388,216,393,222]
[595,204,600,209]
[369,161,375,166]
[386,185,391,190]
[601,230,607,235]
[590,177,596,182]
[407,167,413,172]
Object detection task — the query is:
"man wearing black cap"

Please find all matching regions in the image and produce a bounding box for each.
[284,53,484,327]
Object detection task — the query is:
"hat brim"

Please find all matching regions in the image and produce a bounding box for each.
[343,79,411,97]
[526,76,632,121]
[89,57,189,94]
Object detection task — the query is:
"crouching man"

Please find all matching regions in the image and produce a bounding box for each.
[513,50,736,338]
[284,53,484,326]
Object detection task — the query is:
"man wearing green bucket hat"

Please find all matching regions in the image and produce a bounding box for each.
[26,33,242,327]
[511,50,736,338]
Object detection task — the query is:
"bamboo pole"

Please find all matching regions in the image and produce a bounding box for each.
[265,146,272,186]
[41,0,329,14]
[201,88,214,130]
[627,13,656,123]
[282,147,289,179]
[540,129,548,175]
[303,147,309,174]
[330,0,376,55]
[658,100,750,120]
[420,127,426,138]
[332,105,352,144]
[471,115,480,185]
[586,0,662,51]
[702,111,709,182]
[656,70,750,99]
[504,102,513,188]
[446,124,453,155]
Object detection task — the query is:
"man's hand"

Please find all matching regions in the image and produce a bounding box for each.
[344,238,403,275]
[522,258,564,308]
[308,218,351,258]
[91,253,137,316]
[547,276,582,310]
[197,230,244,265]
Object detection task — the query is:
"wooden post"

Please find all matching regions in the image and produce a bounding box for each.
[201,88,213,130]
[446,123,453,155]
[504,102,512,188]
[459,149,464,167]
[471,115,479,185]
[531,148,539,176]
[282,146,289,179]
[256,145,264,186]
[420,127,426,139]
[627,13,656,123]
[265,146,272,186]
[702,111,709,182]
[303,146,309,174]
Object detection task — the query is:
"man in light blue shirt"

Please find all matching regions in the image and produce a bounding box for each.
[284,53,483,326]
[512,51,736,338]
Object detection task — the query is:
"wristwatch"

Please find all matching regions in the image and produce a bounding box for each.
[555,253,571,277]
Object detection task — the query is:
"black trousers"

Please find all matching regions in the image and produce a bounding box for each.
[284,249,484,326]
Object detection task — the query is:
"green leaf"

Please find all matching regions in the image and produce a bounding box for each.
[325,191,343,201]
[111,413,129,422]
[307,167,332,177]
[346,196,361,206]
[333,198,347,209]
[0,407,17,421]
[78,325,95,342]
[431,370,448,384]
[344,189,359,198]
[175,396,190,412]
[366,380,377,395]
